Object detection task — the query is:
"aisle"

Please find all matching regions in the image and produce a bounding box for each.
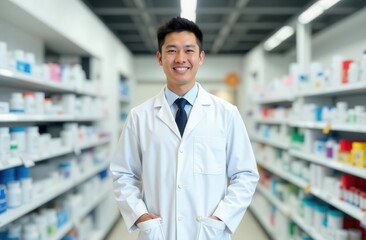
[106,210,270,240]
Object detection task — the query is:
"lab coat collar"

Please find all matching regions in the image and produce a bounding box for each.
[154,83,212,139]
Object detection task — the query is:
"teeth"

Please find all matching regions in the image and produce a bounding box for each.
[174,67,188,71]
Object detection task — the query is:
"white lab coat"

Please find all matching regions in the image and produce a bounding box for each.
[110,84,259,240]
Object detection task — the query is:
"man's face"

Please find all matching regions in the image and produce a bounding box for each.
[156,31,205,94]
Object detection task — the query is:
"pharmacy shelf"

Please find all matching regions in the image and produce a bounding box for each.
[257,185,290,216]
[249,203,278,240]
[291,214,327,240]
[90,210,120,240]
[0,68,102,97]
[0,137,110,170]
[289,121,366,133]
[54,180,111,240]
[250,134,290,150]
[311,187,365,224]
[254,95,295,105]
[256,185,327,240]
[0,161,109,228]
[51,221,73,240]
[75,181,111,219]
[257,158,308,189]
[254,118,288,125]
[0,114,104,123]
[290,149,366,179]
[296,82,366,98]
[257,157,366,225]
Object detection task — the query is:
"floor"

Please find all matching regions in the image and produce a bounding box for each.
[106,210,270,240]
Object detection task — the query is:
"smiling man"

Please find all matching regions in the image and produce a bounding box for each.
[110,17,259,240]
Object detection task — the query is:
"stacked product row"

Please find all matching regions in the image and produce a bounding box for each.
[0,41,99,94]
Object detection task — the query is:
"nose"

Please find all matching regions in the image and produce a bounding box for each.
[174,50,186,63]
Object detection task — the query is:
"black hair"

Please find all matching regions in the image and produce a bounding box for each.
[157,16,203,53]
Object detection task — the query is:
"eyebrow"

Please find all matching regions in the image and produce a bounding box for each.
[165,44,197,49]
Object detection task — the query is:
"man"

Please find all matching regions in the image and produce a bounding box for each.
[110,16,259,240]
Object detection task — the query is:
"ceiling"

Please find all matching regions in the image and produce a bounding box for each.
[81,0,365,55]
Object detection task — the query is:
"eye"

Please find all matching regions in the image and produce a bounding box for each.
[167,49,176,53]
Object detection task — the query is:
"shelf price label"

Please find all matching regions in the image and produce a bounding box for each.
[322,123,331,134]
[304,184,311,195]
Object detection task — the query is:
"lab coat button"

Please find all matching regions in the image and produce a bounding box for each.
[178,184,183,189]
[179,149,183,153]
[196,216,203,221]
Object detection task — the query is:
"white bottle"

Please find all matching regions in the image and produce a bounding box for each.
[0,127,10,164]
[10,93,25,113]
[7,222,21,240]
[21,178,33,204]
[23,223,40,240]
[360,50,366,82]
[34,92,45,115]
[26,126,40,157]
[10,127,26,155]
[23,92,36,114]
[0,41,7,69]
[7,181,22,208]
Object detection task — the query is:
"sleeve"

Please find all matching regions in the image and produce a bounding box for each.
[213,106,259,233]
[109,110,148,232]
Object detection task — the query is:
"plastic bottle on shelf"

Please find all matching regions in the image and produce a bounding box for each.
[0,127,10,164]
[360,50,366,82]
[9,93,25,113]
[10,127,26,157]
[0,41,7,69]
[34,92,45,115]
[6,222,21,240]
[7,181,21,208]
[22,223,40,240]
[23,92,36,114]
[351,142,366,168]
[0,184,6,214]
[26,126,40,158]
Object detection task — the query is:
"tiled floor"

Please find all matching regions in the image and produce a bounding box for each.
[106,210,270,240]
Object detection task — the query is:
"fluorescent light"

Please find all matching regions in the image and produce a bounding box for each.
[180,11,196,22]
[264,26,294,51]
[180,0,197,12]
[298,0,342,24]
[318,0,341,9]
[180,0,197,22]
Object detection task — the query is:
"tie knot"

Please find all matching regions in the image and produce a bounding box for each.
[174,98,188,109]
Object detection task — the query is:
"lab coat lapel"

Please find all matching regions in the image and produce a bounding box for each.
[154,90,181,138]
[183,85,212,138]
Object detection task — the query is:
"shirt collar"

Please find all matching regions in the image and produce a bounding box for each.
[164,83,198,106]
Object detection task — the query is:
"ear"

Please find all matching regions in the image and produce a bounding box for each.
[199,51,205,65]
[156,51,163,66]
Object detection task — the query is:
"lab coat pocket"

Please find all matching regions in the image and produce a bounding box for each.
[137,218,165,240]
[194,136,226,174]
[196,217,228,240]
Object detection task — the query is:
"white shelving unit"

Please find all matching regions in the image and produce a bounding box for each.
[0,66,113,238]
[290,149,366,179]
[0,161,109,228]
[249,203,277,240]
[256,184,327,240]
[0,114,104,123]
[0,68,103,97]
[251,77,366,233]
[250,134,290,150]
[0,137,109,170]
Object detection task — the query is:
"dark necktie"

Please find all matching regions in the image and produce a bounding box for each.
[174,98,188,136]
